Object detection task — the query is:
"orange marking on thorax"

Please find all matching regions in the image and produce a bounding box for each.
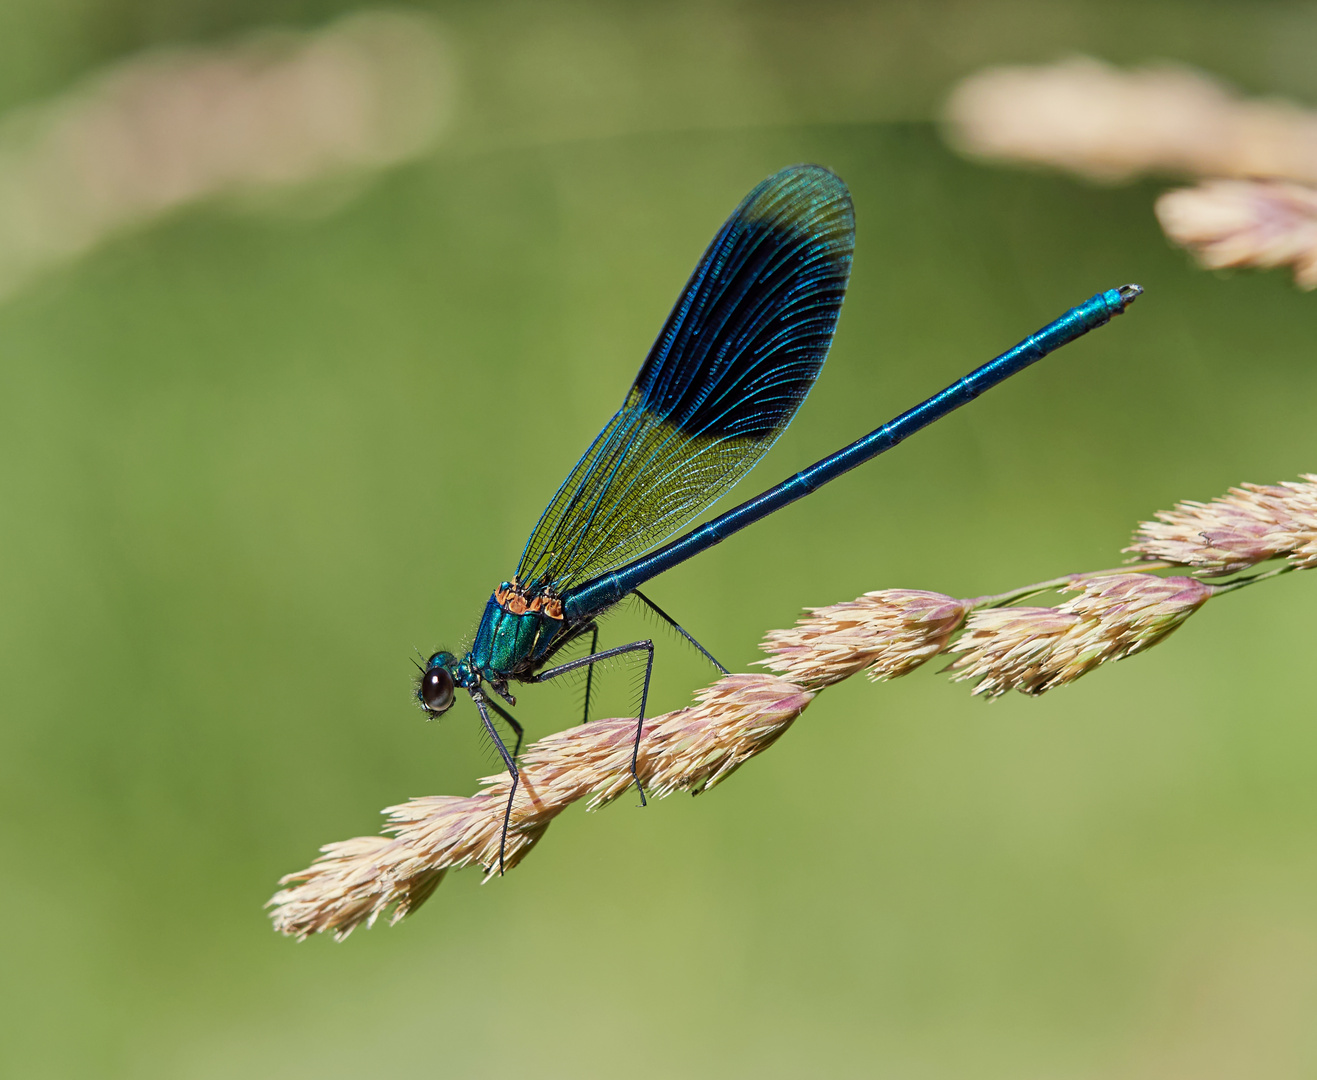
[494,581,564,621]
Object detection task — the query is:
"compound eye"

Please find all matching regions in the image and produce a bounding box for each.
[420,665,455,714]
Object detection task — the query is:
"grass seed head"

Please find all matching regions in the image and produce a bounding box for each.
[759,589,972,689]
[947,573,1212,698]
[268,675,812,939]
[1127,475,1317,572]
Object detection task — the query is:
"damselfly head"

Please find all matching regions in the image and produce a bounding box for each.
[418,651,458,715]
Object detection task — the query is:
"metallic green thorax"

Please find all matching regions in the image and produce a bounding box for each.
[467,583,565,682]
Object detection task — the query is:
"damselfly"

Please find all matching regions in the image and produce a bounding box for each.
[416,164,1141,872]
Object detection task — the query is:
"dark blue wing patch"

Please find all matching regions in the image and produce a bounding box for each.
[631,167,853,442]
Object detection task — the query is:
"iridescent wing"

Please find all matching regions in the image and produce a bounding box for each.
[517,164,854,595]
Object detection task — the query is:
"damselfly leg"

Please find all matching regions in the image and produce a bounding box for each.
[633,590,729,674]
[484,696,524,758]
[580,623,599,724]
[532,639,655,805]
[472,693,519,876]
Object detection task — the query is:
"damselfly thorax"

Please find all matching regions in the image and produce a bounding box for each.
[470,581,567,681]
[418,580,569,703]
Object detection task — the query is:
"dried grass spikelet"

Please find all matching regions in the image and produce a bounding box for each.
[1155,180,1317,290]
[268,574,1216,939]
[269,674,812,939]
[943,56,1317,185]
[276,472,1317,939]
[758,589,971,689]
[947,573,1212,699]
[1126,475,1317,573]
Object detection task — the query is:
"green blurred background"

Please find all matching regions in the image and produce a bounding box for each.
[3,1,1317,1076]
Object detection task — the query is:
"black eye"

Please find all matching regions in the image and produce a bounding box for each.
[420,666,455,713]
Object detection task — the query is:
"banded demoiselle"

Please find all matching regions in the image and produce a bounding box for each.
[416,164,1141,872]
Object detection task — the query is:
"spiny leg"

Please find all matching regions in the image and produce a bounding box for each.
[580,623,599,725]
[473,693,519,875]
[634,589,729,674]
[484,696,525,758]
[532,639,655,805]
[527,620,601,725]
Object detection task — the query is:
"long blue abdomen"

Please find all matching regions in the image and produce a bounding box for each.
[564,285,1142,621]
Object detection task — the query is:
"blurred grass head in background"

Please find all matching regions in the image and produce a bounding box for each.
[0,8,449,299]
